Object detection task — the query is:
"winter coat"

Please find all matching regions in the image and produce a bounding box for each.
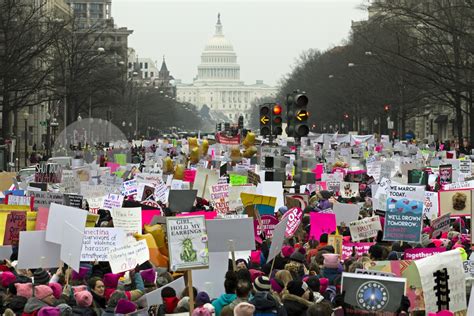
[322,267,341,285]
[282,294,313,316]
[211,293,237,316]
[72,306,97,316]
[249,292,287,316]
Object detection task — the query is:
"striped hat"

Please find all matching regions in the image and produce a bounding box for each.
[253,276,271,292]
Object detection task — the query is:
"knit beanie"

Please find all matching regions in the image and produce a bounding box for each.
[270,278,284,294]
[234,302,255,316]
[48,283,62,299]
[35,285,54,300]
[192,307,212,316]
[1,271,16,287]
[323,253,339,269]
[71,267,89,281]
[114,299,137,314]
[38,307,60,316]
[249,269,264,283]
[161,286,177,298]
[195,292,211,307]
[56,303,73,316]
[253,276,271,292]
[15,283,33,299]
[74,290,93,307]
[33,269,50,285]
[289,248,305,263]
[281,246,294,258]
[140,268,156,285]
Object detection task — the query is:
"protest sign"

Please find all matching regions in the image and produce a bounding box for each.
[111,207,142,237]
[122,179,138,196]
[45,203,88,245]
[332,202,360,225]
[431,213,451,238]
[193,252,228,299]
[177,211,217,220]
[206,217,255,252]
[438,189,472,217]
[439,164,453,185]
[81,228,126,261]
[266,217,289,263]
[193,168,219,200]
[328,234,343,256]
[142,209,163,226]
[61,170,80,194]
[28,191,64,208]
[35,207,49,231]
[229,174,248,186]
[443,180,474,190]
[63,194,83,208]
[166,216,209,271]
[342,272,406,313]
[60,221,84,272]
[210,184,229,214]
[253,215,278,240]
[349,216,382,242]
[281,207,303,237]
[5,195,33,210]
[459,160,472,180]
[145,277,186,306]
[17,231,61,269]
[383,185,424,243]
[339,182,359,198]
[404,248,445,260]
[168,190,198,213]
[415,250,466,313]
[284,194,309,209]
[3,211,26,246]
[355,268,395,277]
[102,194,124,211]
[309,213,336,240]
[241,193,276,217]
[0,246,12,260]
[108,239,150,274]
[35,162,62,183]
[154,181,169,204]
[247,170,261,186]
[322,172,344,194]
[341,242,374,260]
[424,191,439,220]
[228,185,256,211]
[257,181,284,210]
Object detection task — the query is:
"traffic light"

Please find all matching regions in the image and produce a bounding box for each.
[286,90,309,138]
[238,115,244,130]
[259,104,271,136]
[272,104,283,135]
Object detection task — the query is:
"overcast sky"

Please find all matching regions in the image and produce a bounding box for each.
[113,0,369,87]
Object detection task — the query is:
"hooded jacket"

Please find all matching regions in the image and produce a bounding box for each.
[211,293,237,316]
[21,298,49,316]
[249,292,287,316]
[282,294,313,316]
[322,267,341,285]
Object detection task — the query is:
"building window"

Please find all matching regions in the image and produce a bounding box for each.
[150,72,154,77]
[73,3,87,18]
[128,62,132,69]
[89,3,104,19]
[145,62,148,69]
[140,62,143,69]
[144,72,148,78]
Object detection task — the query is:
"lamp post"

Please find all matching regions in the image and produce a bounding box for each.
[23,111,29,167]
[129,122,133,139]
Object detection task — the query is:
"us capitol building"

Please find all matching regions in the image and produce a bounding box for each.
[176,14,277,122]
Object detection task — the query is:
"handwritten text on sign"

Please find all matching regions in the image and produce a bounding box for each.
[81,228,126,261]
[107,240,149,274]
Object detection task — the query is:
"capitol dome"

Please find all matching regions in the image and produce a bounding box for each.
[195,13,241,85]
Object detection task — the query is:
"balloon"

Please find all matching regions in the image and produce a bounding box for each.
[190,147,200,164]
[243,145,257,158]
[242,132,256,148]
[174,164,185,180]
[200,139,209,156]
[188,137,198,150]
[163,157,174,174]
[230,145,242,162]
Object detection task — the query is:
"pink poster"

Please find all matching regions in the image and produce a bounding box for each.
[341,242,375,260]
[35,207,50,231]
[309,212,336,240]
[282,207,303,237]
[404,247,445,260]
[253,215,278,240]
[183,170,197,183]
[177,211,217,220]
[106,162,120,173]
[141,209,164,226]
[312,164,324,180]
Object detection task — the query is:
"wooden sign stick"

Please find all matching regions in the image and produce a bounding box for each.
[228,239,237,271]
[186,270,195,315]
[202,174,209,199]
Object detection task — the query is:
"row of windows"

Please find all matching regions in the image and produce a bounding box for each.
[202,56,235,63]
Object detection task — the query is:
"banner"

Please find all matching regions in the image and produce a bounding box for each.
[383,185,424,243]
[404,248,445,260]
[166,216,209,271]
[342,242,374,260]
[108,239,150,274]
[349,216,382,242]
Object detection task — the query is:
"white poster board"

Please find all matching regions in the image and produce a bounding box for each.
[206,218,256,252]
[18,231,61,269]
[108,239,150,274]
[60,221,84,272]
[81,228,126,261]
[267,217,289,263]
[45,203,88,245]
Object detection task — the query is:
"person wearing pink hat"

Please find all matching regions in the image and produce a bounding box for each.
[73,290,95,315]
[22,285,55,315]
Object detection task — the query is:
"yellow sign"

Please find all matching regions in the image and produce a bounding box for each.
[0,205,30,212]
[296,110,308,121]
[260,116,270,125]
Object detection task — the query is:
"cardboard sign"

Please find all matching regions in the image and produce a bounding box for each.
[108,239,150,274]
[168,190,197,213]
[281,207,303,237]
[415,250,466,313]
[431,213,451,238]
[328,234,343,256]
[81,228,126,261]
[333,203,360,225]
[340,182,359,198]
[3,211,26,246]
[349,216,382,242]
[29,191,64,208]
[35,163,62,183]
[166,216,209,271]
[424,191,439,220]
[60,221,84,272]
[266,217,289,263]
[17,231,61,269]
[404,248,445,260]
[64,194,83,208]
[111,207,142,237]
[206,217,255,252]
[309,212,336,240]
[102,194,124,211]
[438,189,473,217]
[383,185,424,243]
[45,203,88,245]
[210,184,230,214]
[253,215,278,240]
[342,272,406,312]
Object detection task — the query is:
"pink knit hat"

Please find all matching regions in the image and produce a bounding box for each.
[323,253,339,269]
[234,302,255,316]
[1,271,16,287]
[250,251,261,265]
[140,269,156,285]
[48,283,62,299]
[281,246,294,258]
[35,285,54,300]
[74,290,93,307]
[15,283,33,298]
[319,278,329,294]
[38,307,60,316]
[249,269,264,283]
[103,273,121,288]
[71,267,89,281]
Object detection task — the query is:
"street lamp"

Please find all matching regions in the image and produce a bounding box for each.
[348,63,356,68]
[23,111,29,167]
[77,114,82,121]
[328,74,334,79]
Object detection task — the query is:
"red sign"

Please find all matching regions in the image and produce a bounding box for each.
[282,207,302,237]
[216,132,241,145]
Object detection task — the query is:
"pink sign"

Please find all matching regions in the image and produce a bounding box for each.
[35,207,50,231]
[309,212,336,241]
[183,170,197,183]
[404,247,445,260]
[253,215,278,240]
[341,242,375,260]
[282,207,303,237]
[312,164,324,180]
[141,209,163,226]
[177,211,217,220]
[106,162,120,173]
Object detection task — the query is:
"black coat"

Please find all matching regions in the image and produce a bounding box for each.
[282,294,313,316]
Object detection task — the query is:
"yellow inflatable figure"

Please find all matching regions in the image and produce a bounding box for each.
[243,146,257,158]
[134,233,169,268]
[200,139,209,156]
[188,137,198,150]
[230,145,242,162]
[144,224,169,257]
[242,132,256,148]
[189,147,200,164]
[174,164,185,180]
[163,157,174,174]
